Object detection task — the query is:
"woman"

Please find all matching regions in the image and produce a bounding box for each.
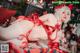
[27,4,71,53]
[0,4,71,53]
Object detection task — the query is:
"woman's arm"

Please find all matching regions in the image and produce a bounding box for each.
[39,14,57,27]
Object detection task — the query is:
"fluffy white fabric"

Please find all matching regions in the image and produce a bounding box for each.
[0,19,34,40]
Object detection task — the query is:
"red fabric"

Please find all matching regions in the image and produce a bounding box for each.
[68,4,73,10]
[0,8,16,24]
[9,43,20,53]
[24,50,28,53]
[54,4,65,10]
[30,48,41,53]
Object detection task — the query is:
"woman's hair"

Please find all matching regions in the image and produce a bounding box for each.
[54,4,71,21]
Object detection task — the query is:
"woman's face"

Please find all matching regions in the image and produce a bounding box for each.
[61,11,71,23]
[9,35,28,48]
[55,6,71,23]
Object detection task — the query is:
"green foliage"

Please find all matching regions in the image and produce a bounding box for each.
[69,20,80,24]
